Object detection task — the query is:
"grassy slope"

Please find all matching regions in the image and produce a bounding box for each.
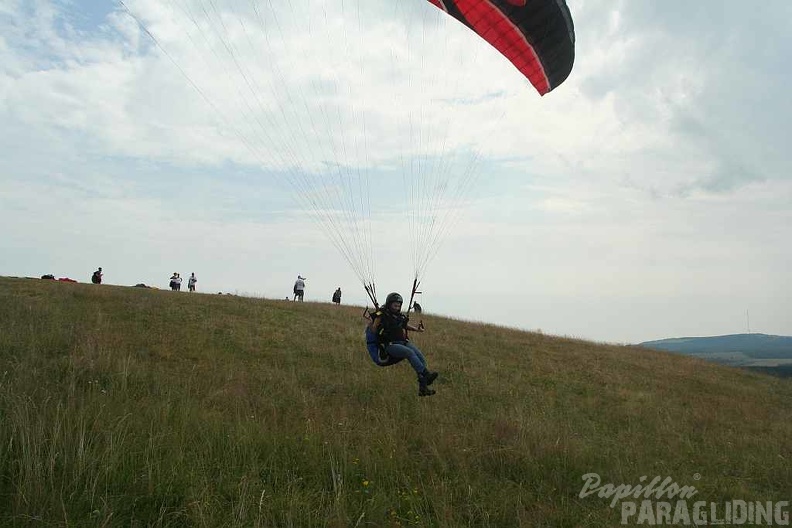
[0,277,790,527]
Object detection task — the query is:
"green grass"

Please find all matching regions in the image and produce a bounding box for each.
[1,276,790,526]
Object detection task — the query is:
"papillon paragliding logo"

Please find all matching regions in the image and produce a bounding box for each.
[579,473,790,526]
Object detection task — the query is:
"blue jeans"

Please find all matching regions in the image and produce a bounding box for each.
[385,341,428,375]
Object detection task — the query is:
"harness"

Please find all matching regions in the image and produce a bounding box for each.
[376,310,408,345]
[365,309,409,367]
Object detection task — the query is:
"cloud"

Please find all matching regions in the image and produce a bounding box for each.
[565,1,792,197]
[1,0,790,342]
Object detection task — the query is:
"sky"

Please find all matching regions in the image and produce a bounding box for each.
[1,0,790,344]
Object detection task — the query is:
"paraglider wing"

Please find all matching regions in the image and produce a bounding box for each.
[426,0,575,95]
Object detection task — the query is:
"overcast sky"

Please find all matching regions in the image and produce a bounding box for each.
[2,0,790,344]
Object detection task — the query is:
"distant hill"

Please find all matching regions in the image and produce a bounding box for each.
[639,333,792,376]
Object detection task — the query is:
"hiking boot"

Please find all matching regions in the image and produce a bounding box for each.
[419,385,436,397]
[422,370,438,386]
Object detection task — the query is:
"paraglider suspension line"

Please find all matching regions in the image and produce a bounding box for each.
[364,282,378,310]
[406,276,421,316]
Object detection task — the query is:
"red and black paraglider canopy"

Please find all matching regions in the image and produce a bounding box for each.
[427,0,575,95]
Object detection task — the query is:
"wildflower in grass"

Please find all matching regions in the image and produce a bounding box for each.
[360,479,373,495]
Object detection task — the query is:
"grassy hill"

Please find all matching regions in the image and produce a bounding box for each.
[1,276,790,526]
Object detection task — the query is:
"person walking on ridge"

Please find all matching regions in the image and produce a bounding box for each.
[293,275,306,302]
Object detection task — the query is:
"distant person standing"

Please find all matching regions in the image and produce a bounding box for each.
[91,267,103,284]
[332,287,342,305]
[293,275,306,302]
[169,272,179,291]
[188,272,197,292]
